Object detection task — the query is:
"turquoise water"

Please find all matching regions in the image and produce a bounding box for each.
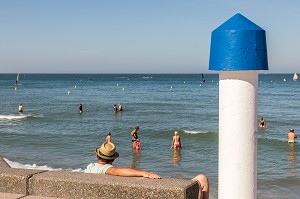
[0,73,299,198]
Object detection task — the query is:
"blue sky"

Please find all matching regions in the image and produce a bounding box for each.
[0,1,299,73]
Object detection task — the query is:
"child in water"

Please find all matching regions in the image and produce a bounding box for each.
[135,139,141,151]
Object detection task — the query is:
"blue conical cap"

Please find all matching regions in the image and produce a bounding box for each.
[215,13,263,31]
[209,13,269,71]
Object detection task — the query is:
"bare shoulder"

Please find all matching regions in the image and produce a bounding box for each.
[105,166,119,175]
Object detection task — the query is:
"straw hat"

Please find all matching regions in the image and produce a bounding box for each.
[96,142,119,160]
[174,131,179,135]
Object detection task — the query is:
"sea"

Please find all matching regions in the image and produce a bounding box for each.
[0,73,299,199]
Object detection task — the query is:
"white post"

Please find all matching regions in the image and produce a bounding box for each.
[219,70,258,199]
[209,13,268,198]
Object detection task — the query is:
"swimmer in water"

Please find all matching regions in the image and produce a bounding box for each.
[288,128,297,143]
[171,131,181,150]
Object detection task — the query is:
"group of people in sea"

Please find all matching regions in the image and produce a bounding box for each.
[84,118,297,199]
[129,126,182,151]
[86,126,209,199]
[80,103,123,114]
[17,102,298,145]
[16,101,297,199]
[113,103,123,112]
[259,116,297,143]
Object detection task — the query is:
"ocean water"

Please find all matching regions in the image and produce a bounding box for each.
[0,73,299,198]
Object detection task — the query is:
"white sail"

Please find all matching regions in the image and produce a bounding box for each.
[15,73,20,85]
[293,73,298,81]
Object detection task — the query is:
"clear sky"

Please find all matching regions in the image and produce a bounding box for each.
[0,1,299,73]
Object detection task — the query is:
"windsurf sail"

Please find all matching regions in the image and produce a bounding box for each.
[16,73,20,85]
[293,73,298,81]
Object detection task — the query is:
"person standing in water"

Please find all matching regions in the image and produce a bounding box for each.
[18,103,24,113]
[259,117,266,128]
[113,104,118,112]
[171,131,181,150]
[288,128,297,143]
[79,104,83,113]
[118,103,123,111]
[131,126,139,148]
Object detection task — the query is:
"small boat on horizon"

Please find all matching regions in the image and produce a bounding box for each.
[201,73,205,83]
[293,73,298,81]
[15,73,21,85]
[16,73,19,84]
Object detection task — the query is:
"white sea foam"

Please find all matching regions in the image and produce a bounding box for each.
[3,158,83,172]
[0,114,44,120]
[0,115,28,120]
[183,130,209,134]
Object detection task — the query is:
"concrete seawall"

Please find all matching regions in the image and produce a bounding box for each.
[0,156,199,199]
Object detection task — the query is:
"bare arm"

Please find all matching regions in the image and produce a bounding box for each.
[131,130,137,138]
[106,167,161,179]
[171,136,175,148]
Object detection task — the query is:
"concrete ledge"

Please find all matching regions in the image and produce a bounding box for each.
[29,171,199,199]
[0,192,25,199]
[0,167,46,195]
[0,157,199,199]
[0,192,61,199]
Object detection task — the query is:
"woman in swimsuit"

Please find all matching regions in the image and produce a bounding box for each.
[171,131,181,150]
[131,126,139,148]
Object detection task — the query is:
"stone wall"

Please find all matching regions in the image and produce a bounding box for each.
[0,156,199,199]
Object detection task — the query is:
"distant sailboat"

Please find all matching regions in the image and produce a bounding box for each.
[293,73,298,81]
[16,73,20,85]
[201,73,205,83]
